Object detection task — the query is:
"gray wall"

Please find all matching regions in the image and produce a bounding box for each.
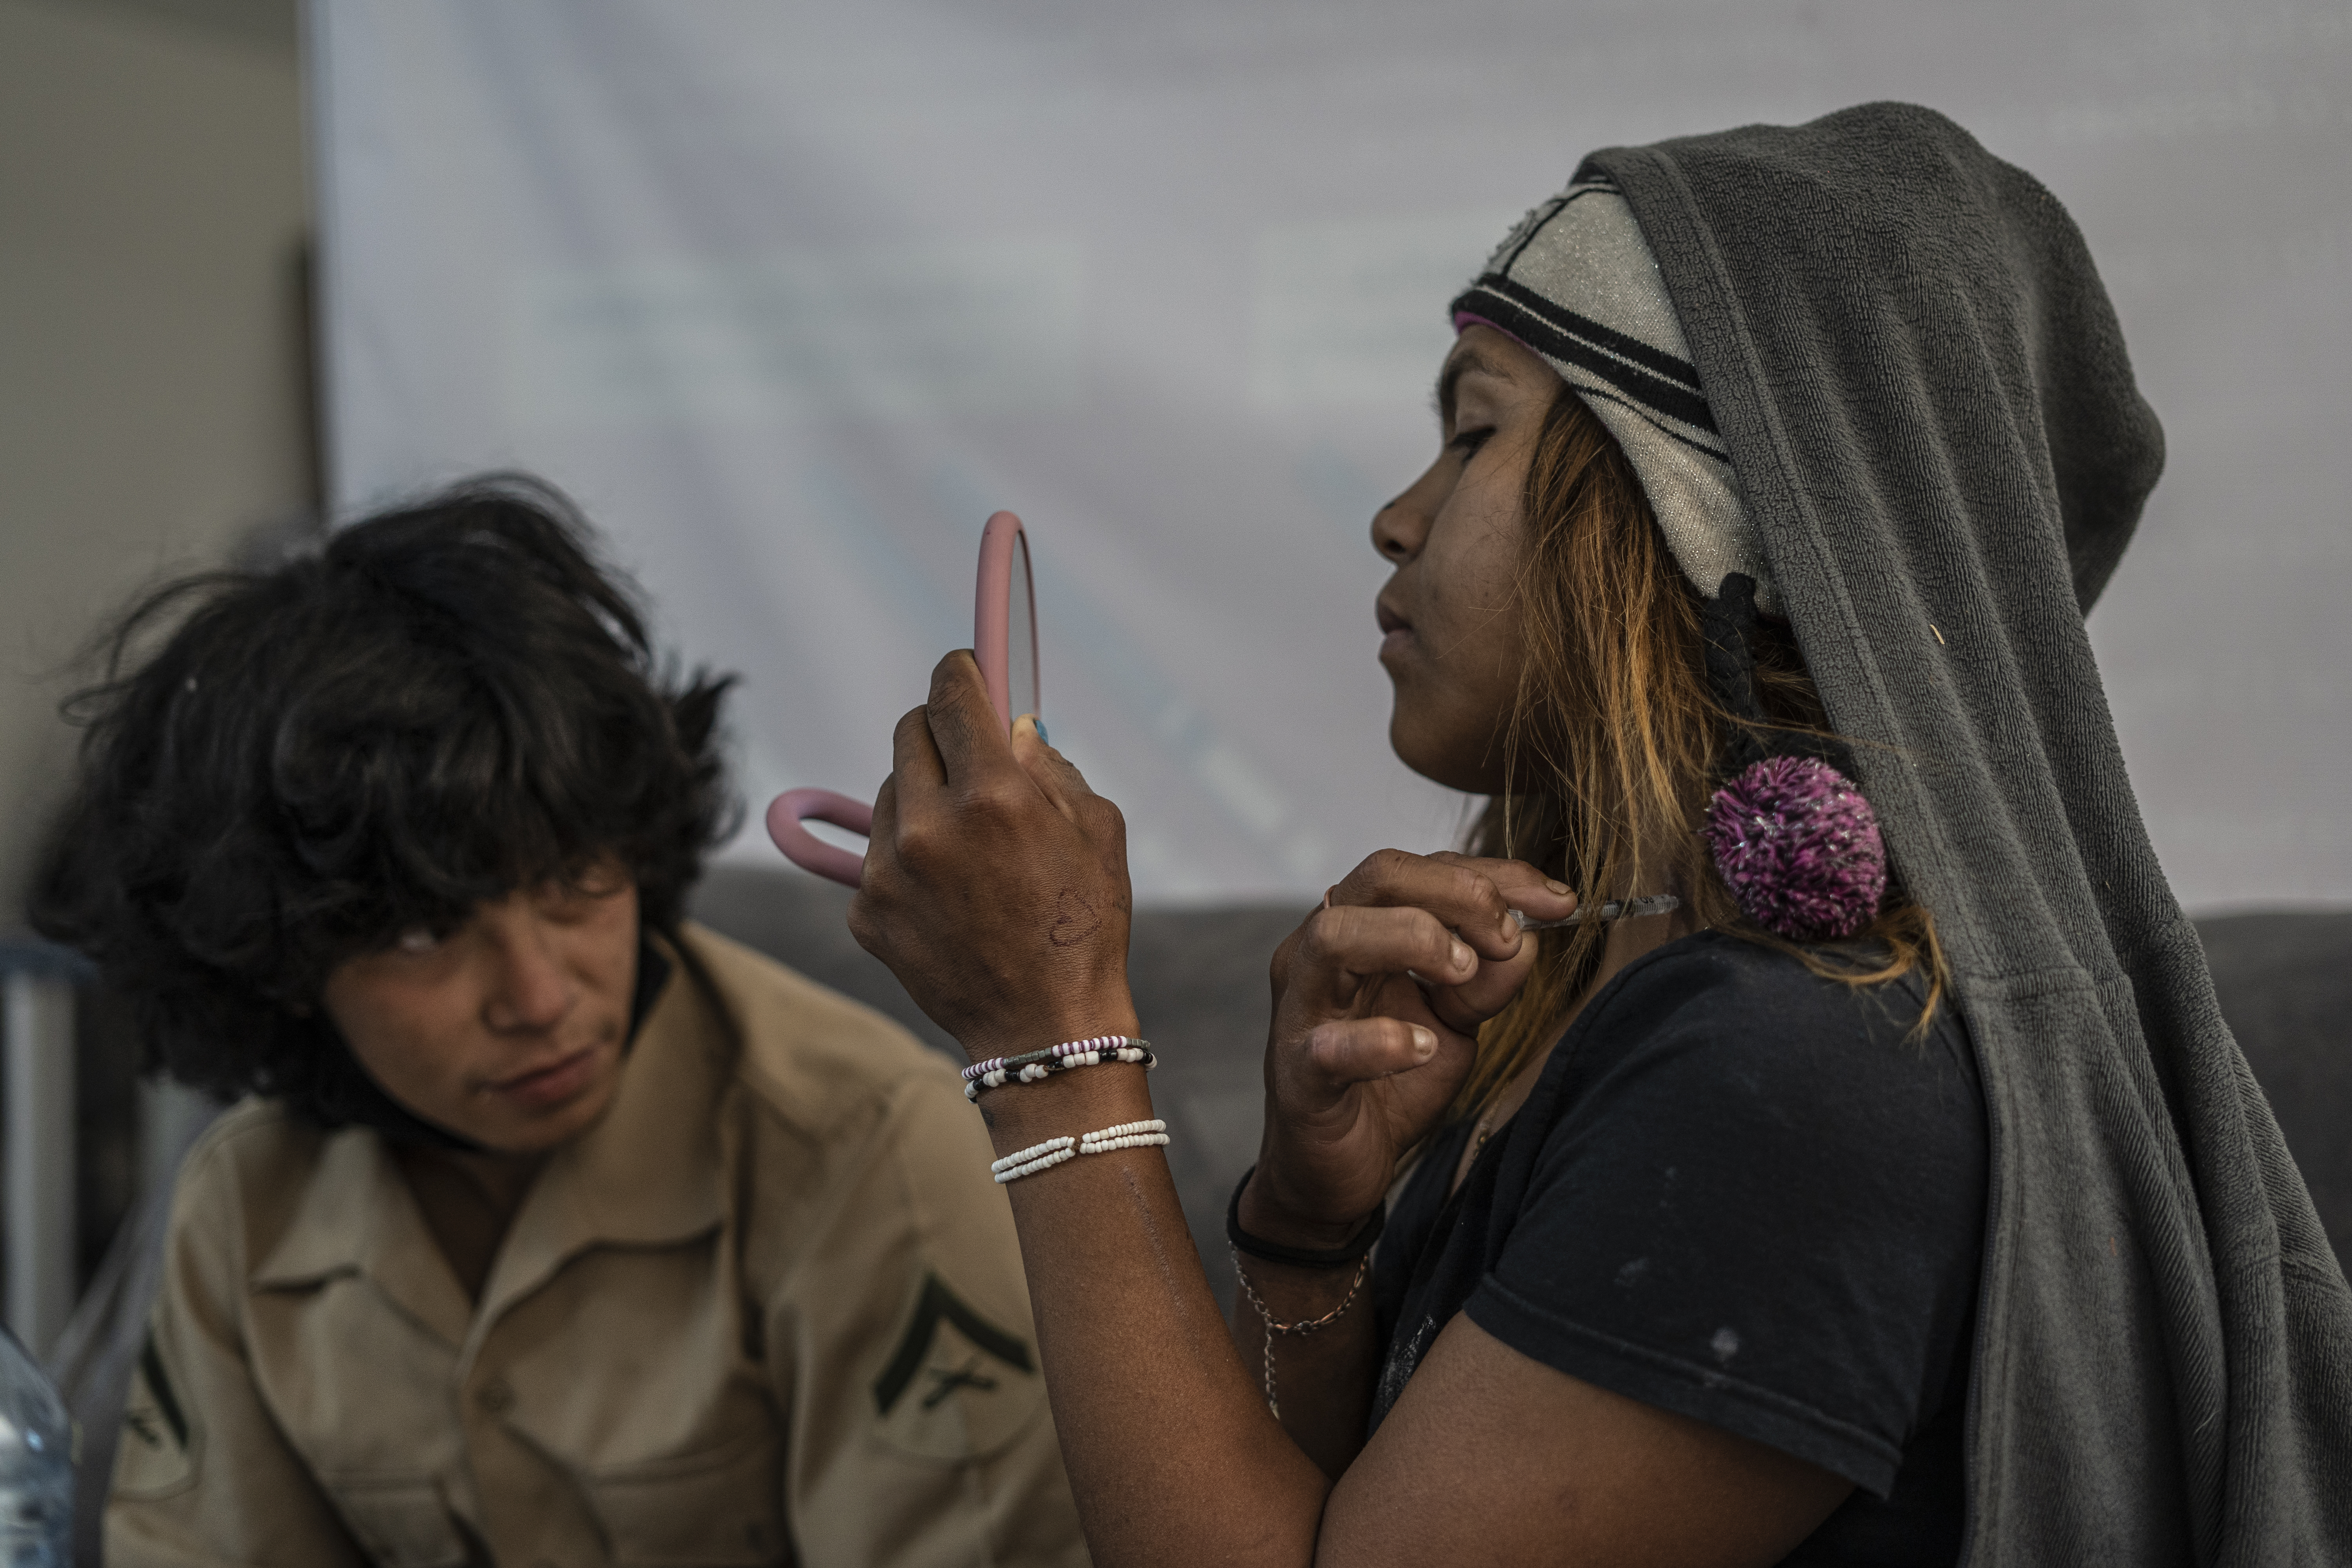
[9,2,2352,918]
[314,0,2352,910]
[0,0,309,924]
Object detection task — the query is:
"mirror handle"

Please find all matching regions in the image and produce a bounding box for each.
[765,788,871,887]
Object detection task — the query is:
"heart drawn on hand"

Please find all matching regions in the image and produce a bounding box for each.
[1046,888,1103,948]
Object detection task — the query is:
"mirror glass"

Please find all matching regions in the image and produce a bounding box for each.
[1007,530,1040,724]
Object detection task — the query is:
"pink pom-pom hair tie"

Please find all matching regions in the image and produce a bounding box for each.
[1700,574,1887,942]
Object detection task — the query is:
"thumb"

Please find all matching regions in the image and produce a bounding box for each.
[1303,1016,1442,1087]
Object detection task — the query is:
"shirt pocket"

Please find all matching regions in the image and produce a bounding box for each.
[584,1422,790,1566]
[326,1475,470,1568]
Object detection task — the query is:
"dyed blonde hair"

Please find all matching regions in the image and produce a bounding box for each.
[1450,386,1946,1125]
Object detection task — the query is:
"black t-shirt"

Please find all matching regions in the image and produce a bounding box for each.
[1371,932,1986,1566]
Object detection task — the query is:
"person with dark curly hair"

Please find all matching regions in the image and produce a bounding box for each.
[31,479,1085,1568]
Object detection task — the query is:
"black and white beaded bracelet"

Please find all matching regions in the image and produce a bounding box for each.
[962,1034,1150,1083]
[963,1038,1155,1101]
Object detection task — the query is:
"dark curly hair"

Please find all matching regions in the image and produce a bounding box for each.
[28,476,739,1126]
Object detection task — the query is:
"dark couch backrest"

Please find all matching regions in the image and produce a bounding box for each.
[690,865,2352,1294]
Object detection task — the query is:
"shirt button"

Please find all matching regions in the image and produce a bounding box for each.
[476,1379,515,1415]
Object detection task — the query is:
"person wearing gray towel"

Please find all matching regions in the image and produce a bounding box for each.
[850,103,2352,1565]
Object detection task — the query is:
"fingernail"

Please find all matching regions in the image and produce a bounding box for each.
[1034,718,1050,745]
[1449,940,1474,972]
[1411,1026,1436,1059]
[1546,879,1572,896]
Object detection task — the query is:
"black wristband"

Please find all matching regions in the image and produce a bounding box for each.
[1226,1164,1386,1268]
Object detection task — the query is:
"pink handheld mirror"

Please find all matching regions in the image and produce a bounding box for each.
[764,510,1039,886]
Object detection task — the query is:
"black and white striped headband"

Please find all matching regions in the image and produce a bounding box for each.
[1450,176,1774,614]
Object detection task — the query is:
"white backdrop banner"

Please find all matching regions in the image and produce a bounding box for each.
[313,0,2352,908]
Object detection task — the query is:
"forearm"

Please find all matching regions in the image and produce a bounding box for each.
[848,676,1540,1561]
[975,1062,1333,1568]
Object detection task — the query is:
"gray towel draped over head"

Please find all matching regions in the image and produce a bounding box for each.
[1585,102,2351,1564]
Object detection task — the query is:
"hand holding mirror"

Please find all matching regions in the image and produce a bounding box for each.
[765,510,1039,886]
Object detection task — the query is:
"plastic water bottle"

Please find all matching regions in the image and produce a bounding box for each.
[0,1326,71,1567]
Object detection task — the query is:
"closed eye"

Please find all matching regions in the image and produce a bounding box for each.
[1448,426,1495,459]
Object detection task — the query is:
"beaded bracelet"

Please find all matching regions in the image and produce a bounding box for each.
[963,1043,1155,1102]
[961,1035,1148,1083]
[990,1136,1076,1183]
[1078,1118,1168,1154]
[992,1120,1170,1183]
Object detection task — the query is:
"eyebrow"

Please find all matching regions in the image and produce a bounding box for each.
[1434,347,1509,430]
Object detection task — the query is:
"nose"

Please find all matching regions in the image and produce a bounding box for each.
[1372,464,1443,563]
[483,911,576,1035]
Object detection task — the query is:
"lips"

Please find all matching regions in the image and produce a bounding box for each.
[1377,598,1414,664]
[487,1044,604,1111]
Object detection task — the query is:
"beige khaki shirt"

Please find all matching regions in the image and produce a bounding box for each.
[109,925,1087,1568]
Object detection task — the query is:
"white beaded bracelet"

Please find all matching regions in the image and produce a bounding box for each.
[991,1121,1171,1183]
[990,1136,1076,1184]
[1079,1118,1169,1154]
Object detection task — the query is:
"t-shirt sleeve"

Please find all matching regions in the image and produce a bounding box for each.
[1462,942,1985,1497]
